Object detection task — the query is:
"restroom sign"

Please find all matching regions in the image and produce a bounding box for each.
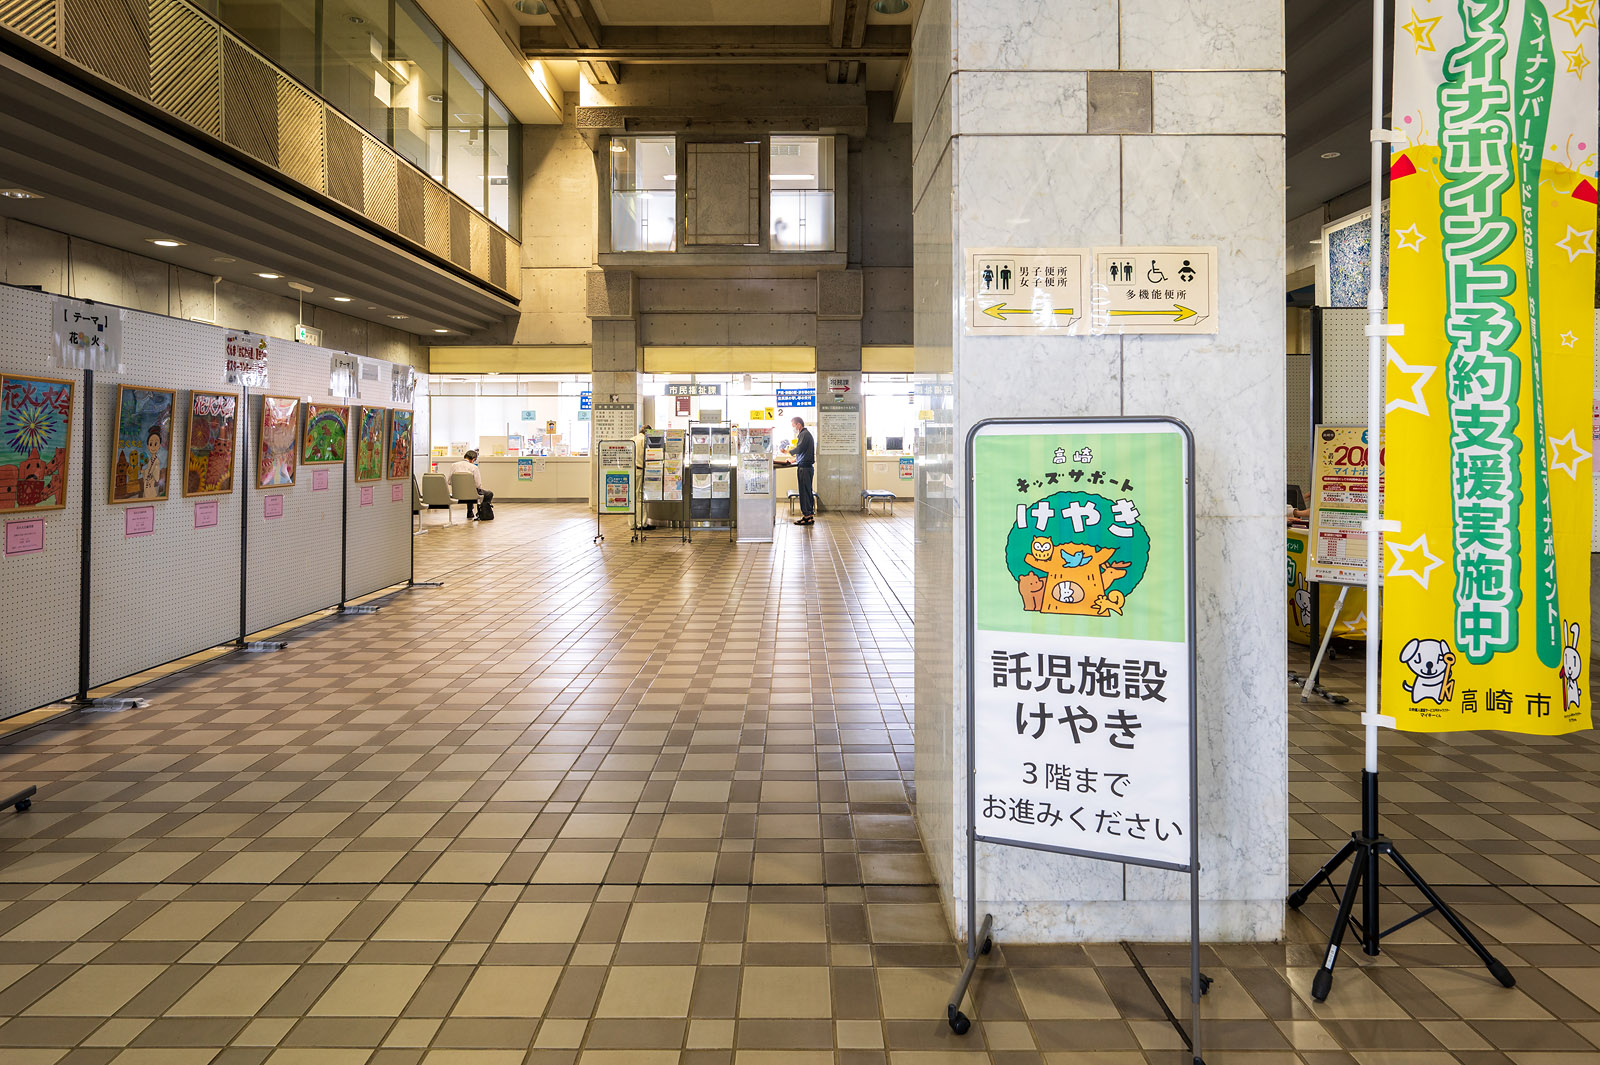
[966,248,1090,336]
[1093,246,1218,335]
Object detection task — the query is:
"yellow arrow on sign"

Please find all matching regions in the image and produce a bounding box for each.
[981,303,1076,321]
[1110,304,1199,323]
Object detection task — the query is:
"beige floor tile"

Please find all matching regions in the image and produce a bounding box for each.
[372,901,475,941]
[496,901,591,942]
[309,964,431,1015]
[449,966,560,1017]
[248,901,359,941]
[1,901,126,941]
[125,901,241,941]
[621,902,709,942]
[876,968,959,1019]
[739,966,831,1017]
[594,965,697,1017]
[25,965,166,1016]
[745,903,827,943]
[168,965,298,1016]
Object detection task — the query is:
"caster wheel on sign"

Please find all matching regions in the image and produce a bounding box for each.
[981,937,993,955]
[1198,973,1213,996]
[948,1010,970,1035]
[13,800,29,812]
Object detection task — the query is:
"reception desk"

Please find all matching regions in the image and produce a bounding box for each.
[865,452,915,500]
[427,455,592,503]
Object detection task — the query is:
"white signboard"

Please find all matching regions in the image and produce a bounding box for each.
[329,354,359,399]
[223,330,270,387]
[1092,246,1219,335]
[968,418,1195,870]
[592,402,635,443]
[51,297,122,372]
[1309,425,1384,586]
[966,248,1090,335]
[391,365,417,405]
[818,406,860,456]
[825,375,854,401]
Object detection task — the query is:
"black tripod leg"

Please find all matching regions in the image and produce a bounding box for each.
[1384,844,1515,988]
[1312,851,1365,1002]
[1288,837,1360,909]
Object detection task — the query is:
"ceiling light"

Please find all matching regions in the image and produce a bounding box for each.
[1320,151,1341,159]
[514,0,549,12]
[332,296,353,302]
[1309,239,1323,245]
[388,313,410,320]
[256,272,281,279]
[873,0,910,12]
[610,141,628,153]
[0,188,39,199]
[433,328,450,333]
[772,174,816,180]
[146,238,185,247]
[211,256,236,263]
[347,14,365,23]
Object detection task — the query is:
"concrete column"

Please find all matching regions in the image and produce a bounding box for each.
[813,370,863,511]
[912,0,1286,942]
[590,271,641,509]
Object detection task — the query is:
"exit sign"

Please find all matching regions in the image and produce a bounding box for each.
[294,323,322,345]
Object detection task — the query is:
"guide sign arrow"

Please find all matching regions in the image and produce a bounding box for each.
[981,303,1077,321]
[1109,304,1198,323]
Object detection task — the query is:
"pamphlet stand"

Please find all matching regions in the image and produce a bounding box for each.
[950,417,1206,1064]
[681,420,736,543]
[1285,0,1515,1002]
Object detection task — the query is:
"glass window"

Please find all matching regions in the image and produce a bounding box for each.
[770,135,835,252]
[428,375,591,457]
[317,0,392,142]
[445,46,486,213]
[217,0,317,88]
[610,135,676,252]
[486,92,517,232]
[391,0,445,179]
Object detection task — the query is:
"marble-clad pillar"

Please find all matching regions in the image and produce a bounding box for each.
[912,0,1286,941]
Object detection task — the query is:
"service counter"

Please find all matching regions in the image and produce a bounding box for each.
[428,455,593,503]
[865,452,916,500]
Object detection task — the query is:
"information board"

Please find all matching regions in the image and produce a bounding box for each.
[1308,424,1384,586]
[818,406,859,456]
[598,440,633,514]
[592,402,634,444]
[968,418,1195,870]
[965,248,1090,335]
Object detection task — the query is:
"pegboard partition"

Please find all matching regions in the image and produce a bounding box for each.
[0,283,419,720]
[344,373,413,601]
[1318,308,1386,423]
[1286,353,1311,495]
[0,288,83,720]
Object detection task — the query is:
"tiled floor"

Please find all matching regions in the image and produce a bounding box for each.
[0,503,1595,1064]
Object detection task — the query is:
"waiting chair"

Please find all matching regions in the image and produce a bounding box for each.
[420,473,455,525]
[449,472,480,518]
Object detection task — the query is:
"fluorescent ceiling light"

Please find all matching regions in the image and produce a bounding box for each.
[433,328,450,333]
[332,296,353,302]
[256,272,282,279]
[211,256,236,263]
[146,238,185,247]
[388,314,410,320]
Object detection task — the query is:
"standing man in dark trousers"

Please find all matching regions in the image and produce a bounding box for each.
[788,415,816,525]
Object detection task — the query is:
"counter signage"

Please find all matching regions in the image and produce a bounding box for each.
[592,403,634,443]
[666,383,721,396]
[899,456,915,480]
[517,458,535,481]
[776,388,816,408]
[580,391,591,410]
[521,410,538,421]
[968,418,1195,870]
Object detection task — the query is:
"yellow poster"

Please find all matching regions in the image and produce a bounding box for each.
[1384,1,1596,733]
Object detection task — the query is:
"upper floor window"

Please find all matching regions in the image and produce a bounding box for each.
[770,135,835,252]
[610,136,677,252]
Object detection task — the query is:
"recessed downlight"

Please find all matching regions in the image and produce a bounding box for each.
[1320,151,1341,159]
[0,189,39,199]
[433,328,449,333]
[873,0,909,11]
[332,296,353,302]
[388,314,410,320]
[256,272,282,279]
[211,256,236,264]
[146,238,185,247]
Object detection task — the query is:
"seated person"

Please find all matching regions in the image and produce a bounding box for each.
[449,449,494,520]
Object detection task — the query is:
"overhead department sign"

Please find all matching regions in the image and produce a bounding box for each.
[1383,0,1597,733]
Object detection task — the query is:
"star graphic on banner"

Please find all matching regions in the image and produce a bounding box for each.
[1402,7,1443,51]
[1387,535,1444,589]
[1555,0,1598,36]
[1561,330,1580,348]
[1564,43,1591,77]
[1556,225,1596,261]
[1386,345,1435,418]
[1339,610,1367,633]
[1396,224,1427,251]
[1548,429,1592,479]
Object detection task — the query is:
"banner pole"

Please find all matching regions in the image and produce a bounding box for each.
[1363,0,1383,781]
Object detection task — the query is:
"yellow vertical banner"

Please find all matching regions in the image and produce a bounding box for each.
[1385,0,1597,733]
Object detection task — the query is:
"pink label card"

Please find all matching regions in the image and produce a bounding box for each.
[312,468,330,491]
[194,501,219,528]
[124,506,155,537]
[391,482,404,502]
[360,485,374,506]
[4,519,44,557]
[263,494,284,519]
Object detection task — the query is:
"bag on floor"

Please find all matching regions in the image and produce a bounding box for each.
[476,500,495,521]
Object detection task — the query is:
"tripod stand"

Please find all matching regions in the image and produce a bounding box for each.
[1288,769,1514,1001]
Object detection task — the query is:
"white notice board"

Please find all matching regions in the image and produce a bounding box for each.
[818,405,860,456]
[967,418,1196,871]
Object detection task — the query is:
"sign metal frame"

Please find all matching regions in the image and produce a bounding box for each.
[953,416,1204,1064]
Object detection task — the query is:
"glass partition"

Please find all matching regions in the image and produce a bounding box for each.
[391,0,445,179]
[445,48,486,213]
[217,0,317,87]
[770,135,835,252]
[487,92,517,232]
[428,375,592,458]
[610,136,677,252]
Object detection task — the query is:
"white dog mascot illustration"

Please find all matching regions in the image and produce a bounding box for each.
[1399,638,1455,705]
[1294,588,1311,629]
[1562,622,1583,711]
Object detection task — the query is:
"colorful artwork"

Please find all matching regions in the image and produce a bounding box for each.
[109,386,175,505]
[183,391,238,497]
[257,396,299,488]
[355,406,385,482]
[0,374,74,513]
[302,404,349,464]
[386,409,412,479]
